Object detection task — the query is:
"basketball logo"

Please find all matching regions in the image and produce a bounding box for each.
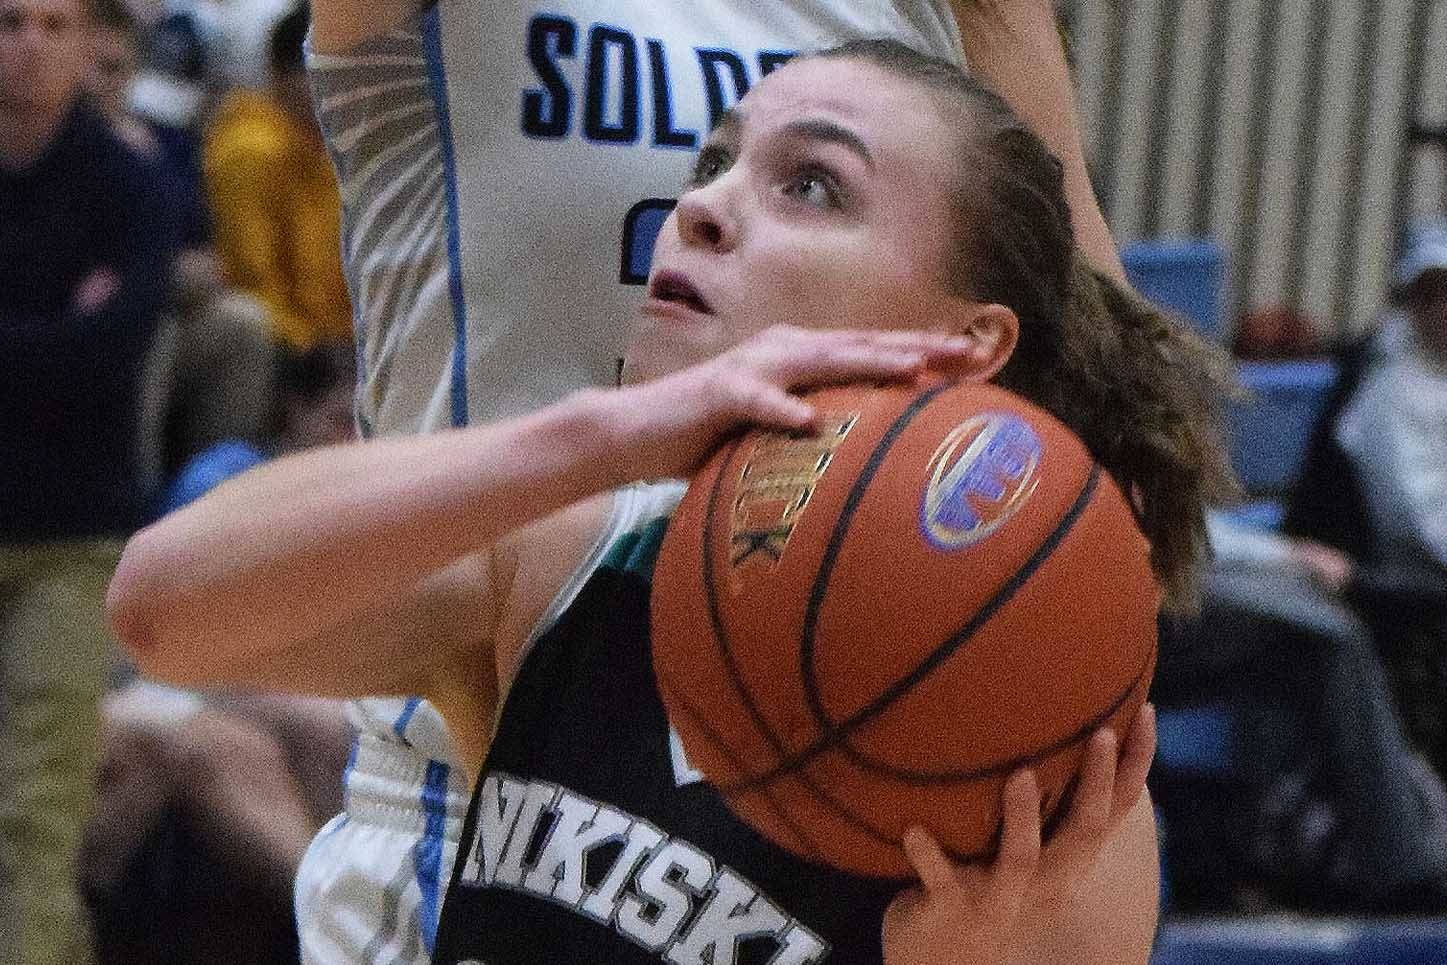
[920,412,1041,551]
[729,412,858,575]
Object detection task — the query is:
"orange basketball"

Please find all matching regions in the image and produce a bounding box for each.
[650,380,1159,878]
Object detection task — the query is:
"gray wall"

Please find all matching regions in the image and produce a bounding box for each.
[1062,0,1447,340]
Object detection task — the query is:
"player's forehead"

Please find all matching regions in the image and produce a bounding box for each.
[707,56,949,156]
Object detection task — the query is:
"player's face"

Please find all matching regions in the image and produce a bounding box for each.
[0,0,89,118]
[627,56,973,382]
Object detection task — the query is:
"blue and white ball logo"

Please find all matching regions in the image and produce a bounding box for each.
[920,413,1042,550]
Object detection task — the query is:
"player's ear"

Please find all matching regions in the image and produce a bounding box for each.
[933,302,1018,382]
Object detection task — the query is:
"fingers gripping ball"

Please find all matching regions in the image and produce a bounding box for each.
[650,381,1158,878]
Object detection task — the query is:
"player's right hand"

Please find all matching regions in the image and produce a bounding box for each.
[595,324,980,481]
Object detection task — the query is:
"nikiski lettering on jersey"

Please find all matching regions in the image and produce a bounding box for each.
[458,771,831,965]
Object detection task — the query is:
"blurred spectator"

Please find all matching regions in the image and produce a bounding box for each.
[85,0,151,150]
[1335,218,1447,572]
[162,338,354,510]
[209,0,290,88]
[81,686,352,965]
[79,0,280,476]
[1283,216,1447,778]
[202,2,352,351]
[0,0,181,958]
[85,0,210,251]
[157,263,278,477]
[130,8,213,200]
[1154,512,1447,915]
[80,341,356,965]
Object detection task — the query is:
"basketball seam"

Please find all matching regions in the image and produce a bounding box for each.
[699,436,795,778]
[727,462,1105,793]
[659,678,826,863]
[837,637,1155,783]
[668,675,995,869]
[691,400,981,873]
[797,385,951,735]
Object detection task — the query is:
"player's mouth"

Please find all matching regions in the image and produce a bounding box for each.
[646,270,713,315]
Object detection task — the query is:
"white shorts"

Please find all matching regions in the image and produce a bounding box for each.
[296,726,471,964]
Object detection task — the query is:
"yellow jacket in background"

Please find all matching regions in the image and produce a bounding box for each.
[203,90,352,350]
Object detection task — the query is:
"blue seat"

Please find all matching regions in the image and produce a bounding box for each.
[1123,239,1227,341]
[1155,704,1236,777]
[1152,918,1447,965]
[1227,359,1339,498]
[1153,919,1354,965]
[1214,499,1287,531]
[1349,921,1447,965]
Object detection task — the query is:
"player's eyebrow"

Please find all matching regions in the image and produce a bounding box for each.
[777,118,874,169]
[706,110,874,170]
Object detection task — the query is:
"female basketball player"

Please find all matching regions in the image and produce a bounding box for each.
[110,38,1234,963]
[295,3,1120,959]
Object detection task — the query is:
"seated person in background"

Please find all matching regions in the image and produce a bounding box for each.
[1283,216,1447,778]
[128,8,214,194]
[85,0,152,152]
[81,341,357,965]
[1152,510,1447,915]
[202,2,352,351]
[1332,217,1447,575]
[81,685,352,965]
[162,339,355,511]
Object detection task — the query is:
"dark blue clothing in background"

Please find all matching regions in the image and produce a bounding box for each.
[1,98,182,542]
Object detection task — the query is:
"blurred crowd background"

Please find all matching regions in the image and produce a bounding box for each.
[2,0,1447,963]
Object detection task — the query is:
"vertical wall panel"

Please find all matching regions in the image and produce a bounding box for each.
[1139,0,1185,237]
[1156,0,1213,237]
[1189,0,1235,238]
[1351,0,1417,331]
[1295,0,1364,334]
[1412,5,1447,217]
[1106,0,1166,240]
[1071,0,1446,341]
[1205,0,1266,322]
[1240,4,1312,320]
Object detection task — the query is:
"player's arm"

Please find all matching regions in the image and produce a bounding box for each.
[309,0,429,54]
[108,400,632,694]
[107,326,976,697]
[950,0,1124,283]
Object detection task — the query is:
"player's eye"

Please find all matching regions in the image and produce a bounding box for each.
[781,165,842,210]
[687,146,732,189]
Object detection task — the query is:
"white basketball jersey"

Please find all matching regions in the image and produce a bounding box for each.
[311,0,964,437]
[303,8,963,960]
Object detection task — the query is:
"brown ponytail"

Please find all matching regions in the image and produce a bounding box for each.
[813,38,1239,610]
[997,258,1238,610]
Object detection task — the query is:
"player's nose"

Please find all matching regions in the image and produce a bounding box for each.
[674,178,741,253]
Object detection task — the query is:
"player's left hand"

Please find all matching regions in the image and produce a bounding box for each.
[880,704,1156,965]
